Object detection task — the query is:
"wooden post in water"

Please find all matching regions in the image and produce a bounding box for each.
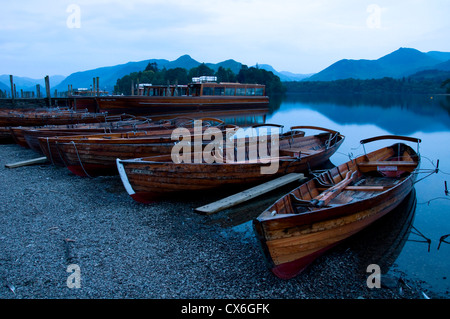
[9,75,14,103]
[45,75,51,106]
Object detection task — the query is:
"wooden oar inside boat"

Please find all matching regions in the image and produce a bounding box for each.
[290,170,358,209]
[312,170,358,207]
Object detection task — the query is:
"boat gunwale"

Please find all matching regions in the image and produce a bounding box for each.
[255,142,420,226]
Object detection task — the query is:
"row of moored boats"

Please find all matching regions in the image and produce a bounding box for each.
[1,107,422,279]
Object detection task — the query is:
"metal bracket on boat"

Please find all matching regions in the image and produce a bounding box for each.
[251,123,284,136]
[325,132,339,149]
[282,156,302,174]
[360,135,421,156]
[414,159,440,184]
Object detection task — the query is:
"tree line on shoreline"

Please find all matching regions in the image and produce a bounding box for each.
[114,63,285,96]
[114,62,450,96]
[284,73,450,95]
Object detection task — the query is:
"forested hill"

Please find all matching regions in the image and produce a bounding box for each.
[114,63,285,96]
[285,70,450,95]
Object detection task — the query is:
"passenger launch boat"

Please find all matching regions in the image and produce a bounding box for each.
[96,81,269,115]
[253,135,421,279]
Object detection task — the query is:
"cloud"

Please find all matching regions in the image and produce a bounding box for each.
[1,0,449,78]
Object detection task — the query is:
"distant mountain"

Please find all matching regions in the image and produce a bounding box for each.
[426,51,450,62]
[376,48,441,76]
[5,48,449,95]
[207,59,243,74]
[53,55,303,93]
[434,59,450,71]
[54,55,243,93]
[256,64,312,81]
[0,75,65,93]
[0,81,9,93]
[167,54,201,70]
[54,58,170,93]
[278,71,314,81]
[308,48,450,81]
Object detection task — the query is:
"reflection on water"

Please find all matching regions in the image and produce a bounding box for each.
[150,106,270,127]
[347,188,418,275]
[219,93,449,297]
[270,93,450,135]
[438,234,450,250]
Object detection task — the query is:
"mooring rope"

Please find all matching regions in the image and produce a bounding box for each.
[70,141,92,178]
[46,137,55,166]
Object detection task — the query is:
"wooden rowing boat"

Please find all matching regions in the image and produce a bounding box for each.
[116,126,344,203]
[0,108,108,127]
[0,127,14,144]
[252,135,421,279]
[38,118,235,176]
[20,115,169,153]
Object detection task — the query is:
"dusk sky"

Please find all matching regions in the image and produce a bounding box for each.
[1,0,449,79]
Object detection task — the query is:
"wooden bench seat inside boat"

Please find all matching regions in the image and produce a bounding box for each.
[279,148,322,157]
[357,160,416,173]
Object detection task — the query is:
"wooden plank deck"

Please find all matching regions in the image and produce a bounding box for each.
[5,157,48,168]
[195,173,306,215]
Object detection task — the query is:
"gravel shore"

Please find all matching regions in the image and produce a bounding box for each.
[0,143,442,301]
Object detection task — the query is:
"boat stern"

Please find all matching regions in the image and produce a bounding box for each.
[116,158,157,204]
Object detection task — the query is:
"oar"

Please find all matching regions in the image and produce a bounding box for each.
[290,170,358,210]
[313,170,358,208]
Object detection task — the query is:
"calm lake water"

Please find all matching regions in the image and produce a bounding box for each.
[265,93,450,296]
[222,93,449,297]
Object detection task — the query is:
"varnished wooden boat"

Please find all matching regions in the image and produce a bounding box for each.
[38,118,236,176]
[116,126,344,203]
[8,115,151,150]
[20,115,172,153]
[0,127,14,144]
[0,108,108,127]
[253,135,421,279]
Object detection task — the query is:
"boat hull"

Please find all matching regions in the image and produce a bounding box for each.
[96,96,270,115]
[260,183,413,279]
[253,140,420,279]
[57,141,176,177]
[117,131,344,203]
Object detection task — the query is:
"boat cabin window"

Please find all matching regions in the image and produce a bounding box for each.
[188,83,264,97]
[225,87,235,96]
[214,87,225,96]
[236,88,246,96]
[190,86,201,96]
[246,88,255,96]
[255,88,264,96]
[202,87,214,96]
